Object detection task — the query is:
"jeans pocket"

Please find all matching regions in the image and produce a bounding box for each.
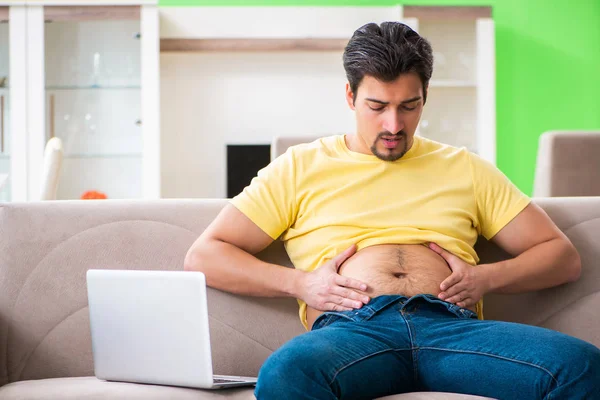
[311,311,355,330]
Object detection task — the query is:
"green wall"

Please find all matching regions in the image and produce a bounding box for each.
[159,0,600,195]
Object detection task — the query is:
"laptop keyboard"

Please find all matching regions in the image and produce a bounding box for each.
[214,378,244,384]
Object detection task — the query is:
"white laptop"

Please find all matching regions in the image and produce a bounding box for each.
[86,269,258,389]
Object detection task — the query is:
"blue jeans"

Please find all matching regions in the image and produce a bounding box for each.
[255,294,600,399]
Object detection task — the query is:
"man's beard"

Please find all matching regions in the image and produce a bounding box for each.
[370,131,409,161]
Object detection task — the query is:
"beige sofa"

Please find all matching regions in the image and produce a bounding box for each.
[1,198,599,400]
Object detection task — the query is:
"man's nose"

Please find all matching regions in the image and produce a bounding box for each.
[382,111,404,134]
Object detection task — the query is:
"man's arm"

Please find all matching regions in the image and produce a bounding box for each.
[184,204,299,297]
[430,203,581,307]
[184,204,370,311]
[480,202,581,293]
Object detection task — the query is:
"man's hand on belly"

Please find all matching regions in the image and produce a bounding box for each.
[428,243,490,308]
[296,245,371,312]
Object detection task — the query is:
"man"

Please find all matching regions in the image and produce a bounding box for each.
[185,22,600,399]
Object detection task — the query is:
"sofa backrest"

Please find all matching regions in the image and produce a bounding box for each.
[533,131,600,197]
[0,197,599,386]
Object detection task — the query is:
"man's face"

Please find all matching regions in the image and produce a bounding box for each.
[345,73,425,161]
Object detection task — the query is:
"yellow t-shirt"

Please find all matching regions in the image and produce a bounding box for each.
[230,135,531,330]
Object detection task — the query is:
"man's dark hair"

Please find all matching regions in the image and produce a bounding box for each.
[343,22,433,104]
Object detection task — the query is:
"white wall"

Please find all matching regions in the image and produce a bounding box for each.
[160,51,355,199]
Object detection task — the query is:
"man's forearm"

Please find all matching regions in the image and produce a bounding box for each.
[482,237,581,294]
[184,239,304,298]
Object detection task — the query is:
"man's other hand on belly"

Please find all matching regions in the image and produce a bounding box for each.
[296,244,371,312]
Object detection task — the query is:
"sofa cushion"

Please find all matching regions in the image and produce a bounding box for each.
[476,197,600,345]
[0,377,255,400]
[0,377,494,400]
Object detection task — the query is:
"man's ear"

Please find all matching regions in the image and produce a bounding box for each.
[345,83,356,110]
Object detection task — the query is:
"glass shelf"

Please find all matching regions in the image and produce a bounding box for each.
[64,153,142,159]
[46,85,141,91]
[59,154,142,200]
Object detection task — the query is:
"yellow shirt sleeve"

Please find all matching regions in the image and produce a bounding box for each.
[468,152,531,240]
[229,147,298,240]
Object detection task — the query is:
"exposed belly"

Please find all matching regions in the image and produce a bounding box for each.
[306,244,472,329]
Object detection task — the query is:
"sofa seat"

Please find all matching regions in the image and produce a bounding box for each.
[0,376,494,400]
[0,377,255,399]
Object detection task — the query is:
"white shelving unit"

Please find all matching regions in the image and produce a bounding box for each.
[409,15,496,163]
[2,0,160,201]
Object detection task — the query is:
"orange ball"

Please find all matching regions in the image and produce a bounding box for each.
[81,190,108,200]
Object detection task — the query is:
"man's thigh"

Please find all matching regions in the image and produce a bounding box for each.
[407,303,600,399]
[257,299,416,399]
